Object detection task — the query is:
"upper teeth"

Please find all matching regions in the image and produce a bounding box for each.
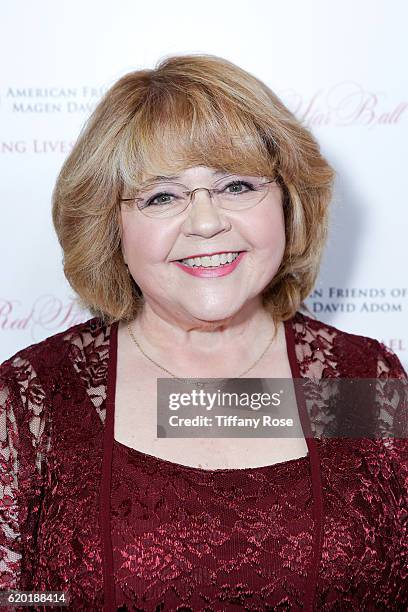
[180,252,240,267]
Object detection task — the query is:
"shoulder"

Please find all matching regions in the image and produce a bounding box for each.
[293,310,407,379]
[0,317,113,463]
[296,312,407,487]
[0,316,111,395]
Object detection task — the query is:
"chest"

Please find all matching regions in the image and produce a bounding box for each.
[113,345,309,469]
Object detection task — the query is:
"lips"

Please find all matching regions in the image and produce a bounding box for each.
[172,251,246,277]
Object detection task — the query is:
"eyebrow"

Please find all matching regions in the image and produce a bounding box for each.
[140,169,226,185]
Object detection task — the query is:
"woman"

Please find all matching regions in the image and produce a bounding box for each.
[0,54,406,611]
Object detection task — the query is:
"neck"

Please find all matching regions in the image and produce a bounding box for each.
[123,298,281,376]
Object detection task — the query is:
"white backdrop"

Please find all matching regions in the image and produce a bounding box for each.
[1,0,407,369]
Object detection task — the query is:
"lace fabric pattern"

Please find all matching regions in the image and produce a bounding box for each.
[0,312,406,611]
[111,440,313,610]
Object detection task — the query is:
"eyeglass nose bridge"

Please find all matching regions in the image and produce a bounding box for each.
[189,186,214,199]
[185,186,219,211]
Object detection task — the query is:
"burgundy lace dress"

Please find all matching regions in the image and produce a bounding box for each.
[0,311,407,611]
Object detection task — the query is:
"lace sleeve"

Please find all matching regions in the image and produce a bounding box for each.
[0,356,49,610]
[375,342,408,508]
[0,371,22,596]
[376,341,408,381]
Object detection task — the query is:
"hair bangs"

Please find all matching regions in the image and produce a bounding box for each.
[116,84,279,194]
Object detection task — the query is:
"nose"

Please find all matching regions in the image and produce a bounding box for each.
[181,187,230,237]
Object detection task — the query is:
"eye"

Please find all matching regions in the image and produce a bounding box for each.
[144,191,176,207]
[223,180,255,194]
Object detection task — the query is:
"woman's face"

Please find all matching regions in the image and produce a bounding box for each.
[120,165,286,324]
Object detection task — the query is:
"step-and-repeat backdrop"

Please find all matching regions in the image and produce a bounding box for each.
[1,0,407,369]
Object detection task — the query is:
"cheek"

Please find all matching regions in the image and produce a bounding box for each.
[121,214,171,265]
[248,199,286,255]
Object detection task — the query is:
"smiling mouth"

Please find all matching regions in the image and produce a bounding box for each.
[174,251,246,269]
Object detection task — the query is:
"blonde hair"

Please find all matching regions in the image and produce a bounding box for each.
[52,53,335,326]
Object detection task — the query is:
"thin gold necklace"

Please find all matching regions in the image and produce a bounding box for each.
[127,321,276,388]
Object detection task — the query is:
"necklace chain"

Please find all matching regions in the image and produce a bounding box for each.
[127,321,275,386]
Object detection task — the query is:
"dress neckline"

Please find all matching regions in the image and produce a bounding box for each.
[113,434,308,473]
